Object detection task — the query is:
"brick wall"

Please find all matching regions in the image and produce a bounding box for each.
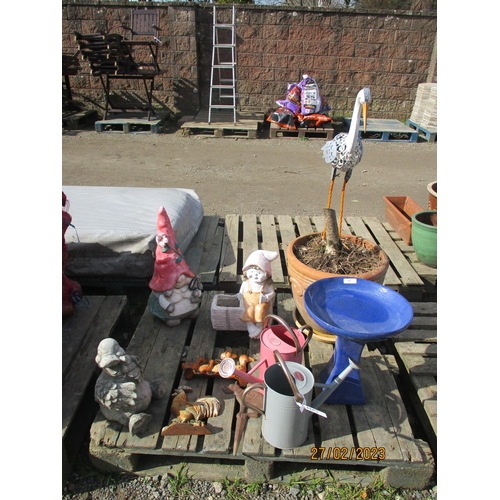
[62,1,437,121]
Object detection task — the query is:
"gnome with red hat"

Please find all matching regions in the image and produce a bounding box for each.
[148,206,203,326]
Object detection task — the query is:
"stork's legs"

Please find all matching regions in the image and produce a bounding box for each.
[338,175,348,236]
[338,169,353,235]
[322,167,338,240]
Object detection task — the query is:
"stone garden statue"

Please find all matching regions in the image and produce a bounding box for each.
[94,338,166,435]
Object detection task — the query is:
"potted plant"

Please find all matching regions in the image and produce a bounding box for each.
[286,211,390,337]
[411,210,437,268]
[427,181,437,210]
[286,88,390,338]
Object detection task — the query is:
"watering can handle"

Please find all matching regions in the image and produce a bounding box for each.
[273,350,304,405]
[241,383,266,416]
[263,314,309,357]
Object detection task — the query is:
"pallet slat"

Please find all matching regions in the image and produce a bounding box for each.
[180,110,262,138]
[269,122,334,140]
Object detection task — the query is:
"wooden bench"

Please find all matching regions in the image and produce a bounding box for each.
[75,32,164,120]
[62,295,129,486]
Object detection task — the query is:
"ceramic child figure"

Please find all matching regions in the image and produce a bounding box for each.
[238,250,279,338]
[94,338,166,435]
[148,206,203,326]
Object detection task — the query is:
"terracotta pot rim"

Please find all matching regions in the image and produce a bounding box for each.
[427,181,437,197]
[286,232,390,280]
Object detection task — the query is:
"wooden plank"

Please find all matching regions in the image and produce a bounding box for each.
[413,375,437,402]
[410,302,437,315]
[241,214,259,269]
[89,303,166,448]
[423,400,437,434]
[397,354,437,377]
[62,295,106,379]
[161,291,219,453]
[368,350,427,463]
[344,216,401,287]
[259,214,284,284]
[363,217,423,286]
[270,122,334,140]
[219,214,239,286]
[116,307,193,451]
[395,343,437,356]
[202,347,237,455]
[397,330,436,342]
[184,215,223,287]
[277,215,297,252]
[62,295,128,438]
[352,348,405,461]
[307,338,356,451]
[294,215,315,237]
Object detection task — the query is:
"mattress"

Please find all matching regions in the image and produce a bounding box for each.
[63,186,204,279]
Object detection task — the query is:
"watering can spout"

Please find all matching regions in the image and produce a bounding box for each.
[311,357,360,410]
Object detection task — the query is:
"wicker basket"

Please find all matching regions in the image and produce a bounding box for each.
[211,294,247,331]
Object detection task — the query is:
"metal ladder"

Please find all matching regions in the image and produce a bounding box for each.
[208,5,238,125]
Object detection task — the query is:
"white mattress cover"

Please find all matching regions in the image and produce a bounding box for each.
[63,186,204,279]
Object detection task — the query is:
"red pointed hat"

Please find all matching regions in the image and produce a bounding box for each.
[149,206,195,292]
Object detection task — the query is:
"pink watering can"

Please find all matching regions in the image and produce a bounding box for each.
[218,314,312,384]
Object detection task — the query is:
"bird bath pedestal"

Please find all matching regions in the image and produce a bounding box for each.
[304,277,413,405]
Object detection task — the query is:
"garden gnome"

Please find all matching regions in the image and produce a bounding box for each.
[148,206,203,326]
[94,338,166,436]
[238,250,278,338]
[62,191,83,318]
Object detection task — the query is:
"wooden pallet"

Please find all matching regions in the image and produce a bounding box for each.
[391,302,437,458]
[179,109,262,138]
[218,214,429,301]
[62,295,129,487]
[88,290,434,488]
[95,112,169,133]
[382,221,437,301]
[343,118,419,142]
[269,122,334,140]
[406,120,437,143]
[63,109,97,130]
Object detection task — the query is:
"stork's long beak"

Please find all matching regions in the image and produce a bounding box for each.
[362,102,368,133]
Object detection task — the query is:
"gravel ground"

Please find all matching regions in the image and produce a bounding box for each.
[62,438,437,500]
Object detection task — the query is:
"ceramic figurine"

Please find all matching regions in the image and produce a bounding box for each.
[148,206,203,326]
[238,250,279,338]
[62,191,83,318]
[94,338,166,435]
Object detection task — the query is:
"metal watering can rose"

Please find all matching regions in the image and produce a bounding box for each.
[241,351,359,449]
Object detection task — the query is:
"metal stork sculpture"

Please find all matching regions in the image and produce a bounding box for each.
[321,87,371,238]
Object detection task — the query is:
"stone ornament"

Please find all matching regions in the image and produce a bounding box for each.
[94,338,166,435]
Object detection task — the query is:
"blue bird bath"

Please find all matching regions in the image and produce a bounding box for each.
[304,277,413,404]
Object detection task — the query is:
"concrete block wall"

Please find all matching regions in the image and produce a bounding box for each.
[62,1,437,121]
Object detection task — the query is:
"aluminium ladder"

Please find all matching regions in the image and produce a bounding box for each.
[208,5,238,125]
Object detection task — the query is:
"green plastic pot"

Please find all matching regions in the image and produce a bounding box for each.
[411,210,437,268]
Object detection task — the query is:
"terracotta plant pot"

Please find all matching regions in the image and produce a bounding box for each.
[411,210,437,268]
[427,181,437,210]
[286,233,390,337]
[383,196,423,245]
